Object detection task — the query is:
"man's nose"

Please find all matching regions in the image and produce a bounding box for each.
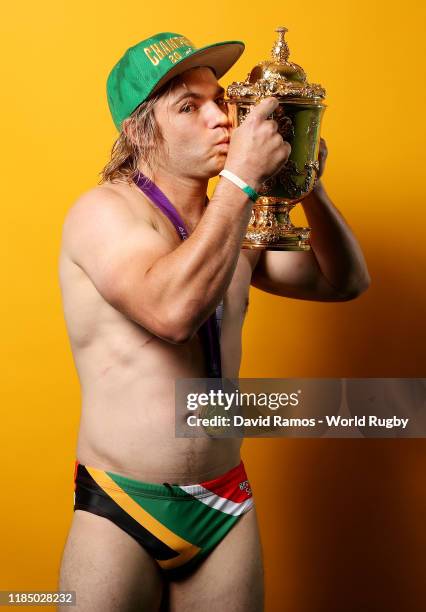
[206,101,231,129]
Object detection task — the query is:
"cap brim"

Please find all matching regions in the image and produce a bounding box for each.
[150,40,244,97]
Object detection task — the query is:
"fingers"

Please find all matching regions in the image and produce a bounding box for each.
[278,138,292,162]
[318,138,328,161]
[249,96,279,121]
[226,96,292,184]
[269,119,279,132]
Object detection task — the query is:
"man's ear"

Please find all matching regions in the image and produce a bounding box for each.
[122,118,132,141]
[123,117,143,148]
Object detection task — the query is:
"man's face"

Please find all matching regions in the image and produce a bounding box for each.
[153,67,231,180]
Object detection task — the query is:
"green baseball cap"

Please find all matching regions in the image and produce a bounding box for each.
[107,32,245,130]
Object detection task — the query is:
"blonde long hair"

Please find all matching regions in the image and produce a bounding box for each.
[99,77,181,184]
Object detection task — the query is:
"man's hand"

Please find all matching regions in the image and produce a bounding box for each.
[251,133,370,302]
[316,137,328,181]
[225,97,291,190]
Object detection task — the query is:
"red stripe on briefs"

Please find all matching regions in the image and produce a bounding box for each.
[200,462,252,502]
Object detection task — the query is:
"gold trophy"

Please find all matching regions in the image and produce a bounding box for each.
[227,27,326,250]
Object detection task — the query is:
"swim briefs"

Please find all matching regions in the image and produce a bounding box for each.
[73,460,254,578]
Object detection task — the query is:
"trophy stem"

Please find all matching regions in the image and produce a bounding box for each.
[242,198,311,251]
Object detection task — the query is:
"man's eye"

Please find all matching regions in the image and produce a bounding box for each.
[180,103,196,113]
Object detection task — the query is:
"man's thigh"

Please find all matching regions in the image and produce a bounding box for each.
[58,510,164,612]
[168,507,264,612]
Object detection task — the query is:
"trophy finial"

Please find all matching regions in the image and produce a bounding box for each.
[272,26,290,63]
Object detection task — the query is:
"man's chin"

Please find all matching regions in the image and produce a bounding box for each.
[182,156,227,180]
[210,156,227,178]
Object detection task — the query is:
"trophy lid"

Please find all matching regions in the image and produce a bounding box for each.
[227,27,326,100]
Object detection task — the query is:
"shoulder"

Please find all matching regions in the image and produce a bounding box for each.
[64,180,153,225]
[62,180,157,237]
[60,180,156,262]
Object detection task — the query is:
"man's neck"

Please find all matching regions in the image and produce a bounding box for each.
[139,166,209,233]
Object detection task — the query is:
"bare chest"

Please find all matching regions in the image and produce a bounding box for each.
[58,184,260,380]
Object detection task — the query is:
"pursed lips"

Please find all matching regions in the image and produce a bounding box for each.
[215,130,230,145]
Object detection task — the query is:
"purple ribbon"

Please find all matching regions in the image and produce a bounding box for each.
[134,172,222,378]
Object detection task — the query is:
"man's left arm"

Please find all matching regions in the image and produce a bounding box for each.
[251,139,371,301]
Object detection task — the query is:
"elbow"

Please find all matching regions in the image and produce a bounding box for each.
[156,308,198,345]
[336,274,371,301]
[162,328,194,345]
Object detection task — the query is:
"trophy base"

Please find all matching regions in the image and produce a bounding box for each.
[241,197,311,251]
[242,227,311,251]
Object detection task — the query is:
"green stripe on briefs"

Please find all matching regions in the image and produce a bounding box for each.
[106,471,239,548]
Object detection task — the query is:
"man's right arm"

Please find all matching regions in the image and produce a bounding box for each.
[61,97,290,344]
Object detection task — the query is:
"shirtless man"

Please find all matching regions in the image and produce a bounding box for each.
[58,32,370,611]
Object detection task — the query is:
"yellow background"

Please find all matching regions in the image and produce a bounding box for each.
[1,1,425,610]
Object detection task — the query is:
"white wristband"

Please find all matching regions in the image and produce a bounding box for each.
[219,169,259,202]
